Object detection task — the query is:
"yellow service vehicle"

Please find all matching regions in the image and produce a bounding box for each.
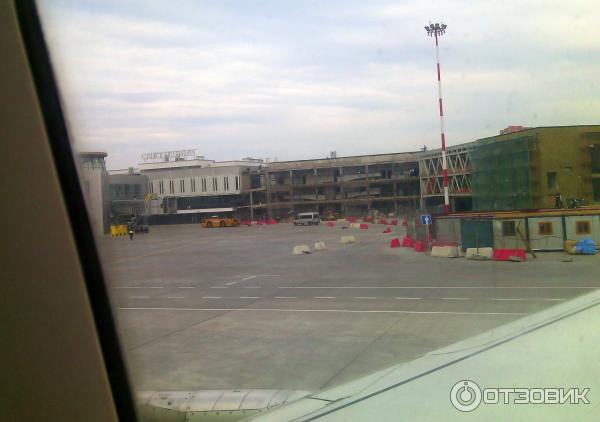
[202,216,239,228]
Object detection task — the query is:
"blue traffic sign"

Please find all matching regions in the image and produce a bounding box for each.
[421,214,432,225]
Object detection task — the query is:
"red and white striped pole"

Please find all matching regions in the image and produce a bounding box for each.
[426,22,450,213]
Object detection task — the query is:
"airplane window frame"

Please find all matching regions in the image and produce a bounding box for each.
[14,1,138,420]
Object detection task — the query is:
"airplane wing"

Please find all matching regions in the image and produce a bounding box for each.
[249,289,600,421]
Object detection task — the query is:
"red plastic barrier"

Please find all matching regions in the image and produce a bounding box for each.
[390,219,398,226]
[267,219,277,225]
[493,249,527,261]
[240,220,252,226]
[414,240,425,252]
[326,221,335,228]
[256,220,265,225]
[365,216,374,223]
[401,236,414,247]
[401,219,408,227]
[346,217,357,223]
[378,219,388,225]
[383,226,391,233]
[359,223,369,229]
[390,237,401,248]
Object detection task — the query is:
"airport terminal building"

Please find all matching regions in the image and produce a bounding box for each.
[137,151,263,223]
[81,125,600,229]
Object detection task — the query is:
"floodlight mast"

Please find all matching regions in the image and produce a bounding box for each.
[425,22,450,213]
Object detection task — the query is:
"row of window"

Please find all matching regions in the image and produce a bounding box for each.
[149,176,240,195]
[501,220,592,236]
[110,183,141,195]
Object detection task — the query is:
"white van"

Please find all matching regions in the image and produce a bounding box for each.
[293,212,321,226]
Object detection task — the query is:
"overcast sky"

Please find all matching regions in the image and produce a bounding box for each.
[38,0,600,169]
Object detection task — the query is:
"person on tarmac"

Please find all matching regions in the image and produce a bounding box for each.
[128,222,134,240]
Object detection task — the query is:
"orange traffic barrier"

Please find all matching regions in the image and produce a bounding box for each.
[359,223,369,229]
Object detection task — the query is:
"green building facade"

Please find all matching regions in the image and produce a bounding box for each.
[470,125,600,211]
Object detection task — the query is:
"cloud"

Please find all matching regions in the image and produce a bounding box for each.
[38,0,600,169]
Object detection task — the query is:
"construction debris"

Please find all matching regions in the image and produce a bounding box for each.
[431,246,459,258]
[466,247,493,260]
[292,245,312,255]
[314,241,327,251]
[340,236,356,244]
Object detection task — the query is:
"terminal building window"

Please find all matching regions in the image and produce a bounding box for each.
[180,179,185,193]
[538,222,553,235]
[224,176,229,191]
[159,180,164,195]
[213,177,217,191]
[191,178,196,192]
[502,220,516,236]
[547,172,558,190]
[576,221,591,235]
[169,180,174,194]
[591,144,600,173]
[202,178,207,192]
[235,176,239,191]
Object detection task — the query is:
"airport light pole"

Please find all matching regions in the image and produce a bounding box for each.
[425,22,450,214]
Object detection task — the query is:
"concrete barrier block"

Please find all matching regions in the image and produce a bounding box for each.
[466,247,493,260]
[340,236,356,244]
[292,245,312,255]
[431,246,459,258]
[314,241,327,251]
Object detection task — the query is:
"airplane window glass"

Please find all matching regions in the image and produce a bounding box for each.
[36,0,600,419]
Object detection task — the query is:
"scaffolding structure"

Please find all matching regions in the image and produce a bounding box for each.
[419,144,471,197]
[470,136,534,211]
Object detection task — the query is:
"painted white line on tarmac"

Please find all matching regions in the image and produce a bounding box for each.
[443,297,469,300]
[210,286,228,289]
[202,296,222,299]
[275,296,296,299]
[543,298,566,301]
[355,297,376,300]
[315,296,336,299]
[278,286,598,290]
[178,287,194,289]
[396,297,422,300]
[242,275,257,281]
[244,286,261,289]
[130,296,149,299]
[225,281,238,286]
[240,296,260,299]
[118,307,526,316]
[493,298,525,301]
[167,296,185,299]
